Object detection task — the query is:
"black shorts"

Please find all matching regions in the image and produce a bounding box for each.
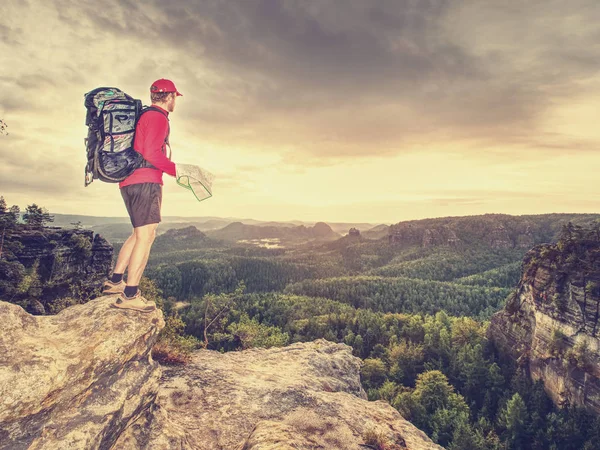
[120,183,162,228]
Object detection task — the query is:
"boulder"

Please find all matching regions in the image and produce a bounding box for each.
[0,296,164,449]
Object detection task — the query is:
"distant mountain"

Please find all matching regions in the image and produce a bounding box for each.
[255,221,299,228]
[53,212,600,251]
[51,214,381,239]
[52,214,230,229]
[325,222,386,234]
[161,226,208,241]
[205,221,340,244]
[151,226,217,252]
[194,219,236,230]
[92,223,135,242]
[89,222,221,244]
[386,213,600,250]
[52,214,130,228]
[362,224,390,240]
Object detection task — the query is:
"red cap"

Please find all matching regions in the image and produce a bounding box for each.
[150,79,183,96]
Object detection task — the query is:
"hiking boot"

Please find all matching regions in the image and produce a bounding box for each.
[111,290,156,313]
[102,279,126,295]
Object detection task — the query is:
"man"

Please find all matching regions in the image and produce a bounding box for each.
[103,79,182,312]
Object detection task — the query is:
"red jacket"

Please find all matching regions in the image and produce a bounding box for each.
[119,104,176,188]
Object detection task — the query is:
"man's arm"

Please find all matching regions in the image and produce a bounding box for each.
[135,113,176,177]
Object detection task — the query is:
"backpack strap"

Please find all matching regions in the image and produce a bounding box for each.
[137,106,172,169]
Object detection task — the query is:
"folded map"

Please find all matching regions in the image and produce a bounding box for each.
[176,163,215,202]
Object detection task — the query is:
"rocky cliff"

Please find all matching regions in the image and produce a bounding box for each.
[0,296,163,449]
[0,226,112,314]
[0,296,441,450]
[489,227,600,412]
[388,215,536,249]
[387,214,600,249]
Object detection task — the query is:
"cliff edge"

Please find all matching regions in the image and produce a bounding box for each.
[489,226,600,413]
[0,296,440,450]
[0,295,164,449]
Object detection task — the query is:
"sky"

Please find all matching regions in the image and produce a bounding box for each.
[1,0,600,225]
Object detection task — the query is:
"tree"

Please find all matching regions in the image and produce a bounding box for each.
[17,258,43,299]
[69,233,92,263]
[449,421,487,450]
[360,358,387,389]
[201,282,245,348]
[23,204,54,228]
[388,339,425,385]
[395,370,470,447]
[0,197,19,226]
[0,196,7,260]
[8,205,20,225]
[154,265,183,299]
[0,198,20,260]
[0,119,7,136]
[226,312,289,349]
[498,392,528,448]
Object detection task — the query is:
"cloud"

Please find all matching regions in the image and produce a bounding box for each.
[4,0,596,160]
[2,0,600,222]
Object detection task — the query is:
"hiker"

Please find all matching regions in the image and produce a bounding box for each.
[103,79,183,312]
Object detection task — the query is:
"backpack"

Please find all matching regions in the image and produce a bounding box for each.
[83,87,170,186]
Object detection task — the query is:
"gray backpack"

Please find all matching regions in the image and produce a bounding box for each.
[83,87,168,186]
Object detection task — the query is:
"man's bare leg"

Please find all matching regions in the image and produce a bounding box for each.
[113,231,137,275]
[126,222,159,288]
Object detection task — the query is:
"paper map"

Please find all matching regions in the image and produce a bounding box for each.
[176,163,215,202]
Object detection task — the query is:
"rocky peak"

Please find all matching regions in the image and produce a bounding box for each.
[489,225,600,412]
[0,297,441,450]
[309,222,339,241]
[348,227,361,237]
[162,225,207,240]
[312,221,334,237]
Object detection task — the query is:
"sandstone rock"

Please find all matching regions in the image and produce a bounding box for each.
[1,227,113,311]
[489,239,600,413]
[348,227,361,237]
[312,221,337,239]
[487,223,512,249]
[0,299,439,450]
[116,339,442,450]
[0,296,164,449]
[386,214,570,250]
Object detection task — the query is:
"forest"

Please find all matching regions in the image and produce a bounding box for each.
[5,207,600,448]
[139,216,600,449]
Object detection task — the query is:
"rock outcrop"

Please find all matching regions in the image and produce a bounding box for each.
[387,215,539,249]
[151,225,211,253]
[489,232,600,413]
[312,221,338,240]
[0,296,164,449]
[348,227,361,237]
[0,297,441,450]
[0,227,112,313]
[117,339,441,450]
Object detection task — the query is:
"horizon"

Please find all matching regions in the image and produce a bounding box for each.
[45,209,600,228]
[2,1,600,223]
